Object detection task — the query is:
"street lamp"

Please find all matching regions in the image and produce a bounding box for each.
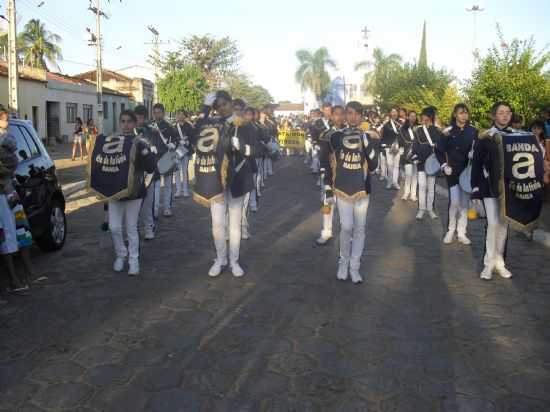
[466,5,485,53]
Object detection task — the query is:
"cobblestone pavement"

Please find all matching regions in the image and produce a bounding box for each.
[1,156,549,412]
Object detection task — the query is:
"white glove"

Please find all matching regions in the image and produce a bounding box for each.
[231,136,240,151]
[399,147,405,156]
[442,164,452,176]
[203,92,217,106]
[167,142,176,151]
[468,150,474,160]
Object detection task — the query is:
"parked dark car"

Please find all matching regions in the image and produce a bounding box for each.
[9,119,67,251]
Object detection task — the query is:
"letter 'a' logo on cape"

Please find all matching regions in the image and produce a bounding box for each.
[197,127,220,154]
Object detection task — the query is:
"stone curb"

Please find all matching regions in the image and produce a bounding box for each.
[62,180,87,198]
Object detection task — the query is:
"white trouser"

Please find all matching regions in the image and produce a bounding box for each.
[385,149,401,186]
[337,196,369,270]
[483,198,508,269]
[162,171,174,210]
[264,157,274,176]
[321,203,335,239]
[403,163,418,199]
[448,184,470,236]
[242,191,251,235]
[250,173,258,210]
[418,171,436,212]
[304,139,312,164]
[141,180,160,232]
[210,191,245,264]
[255,159,263,195]
[175,155,190,194]
[311,145,320,173]
[109,199,142,262]
[379,152,388,179]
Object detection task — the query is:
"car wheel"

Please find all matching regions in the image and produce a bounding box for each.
[36,200,67,252]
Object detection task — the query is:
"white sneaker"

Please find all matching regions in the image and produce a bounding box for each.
[144,230,155,240]
[128,260,140,276]
[208,259,227,277]
[385,183,392,190]
[428,210,438,220]
[495,265,513,279]
[401,194,409,201]
[379,175,385,182]
[443,231,455,244]
[336,261,348,281]
[350,268,363,284]
[410,196,417,202]
[174,190,182,198]
[113,257,125,272]
[392,183,400,190]
[182,191,190,198]
[163,209,173,217]
[316,235,332,246]
[416,210,425,220]
[231,262,245,277]
[480,265,493,280]
[457,234,472,245]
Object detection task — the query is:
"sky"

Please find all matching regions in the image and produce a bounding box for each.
[2,0,550,103]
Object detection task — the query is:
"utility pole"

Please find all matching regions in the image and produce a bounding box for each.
[146,26,169,104]
[7,0,19,114]
[88,0,109,134]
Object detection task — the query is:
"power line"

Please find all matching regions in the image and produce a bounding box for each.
[17,0,84,37]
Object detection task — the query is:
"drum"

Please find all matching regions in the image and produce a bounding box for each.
[157,150,178,175]
[424,153,441,176]
[459,165,472,193]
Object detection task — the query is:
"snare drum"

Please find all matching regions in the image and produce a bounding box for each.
[157,150,178,175]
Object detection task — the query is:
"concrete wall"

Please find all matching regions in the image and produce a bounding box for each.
[0,76,47,139]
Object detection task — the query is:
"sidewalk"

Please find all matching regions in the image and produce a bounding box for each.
[48,142,88,187]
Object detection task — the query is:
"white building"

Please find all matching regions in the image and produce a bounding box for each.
[46,72,131,142]
[274,102,305,117]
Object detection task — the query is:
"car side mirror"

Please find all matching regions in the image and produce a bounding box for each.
[19,150,29,160]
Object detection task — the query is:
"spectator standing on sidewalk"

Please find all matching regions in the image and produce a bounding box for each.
[72,117,85,161]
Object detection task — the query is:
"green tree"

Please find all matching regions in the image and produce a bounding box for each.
[157,65,208,113]
[295,47,337,104]
[180,35,240,86]
[223,73,274,108]
[355,48,402,111]
[464,28,550,127]
[18,19,62,70]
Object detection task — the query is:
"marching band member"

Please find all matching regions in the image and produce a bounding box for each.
[151,103,180,218]
[325,101,379,284]
[135,105,161,240]
[441,104,478,245]
[308,108,324,175]
[411,106,443,220]
[380,108,402,190]
[398,108,408,126]
[259,107,277,178]
[316,105,345,245]
[174,110,194,198]
[471,102,515,280]
[399,110,418,201]
[191,91,255,278]
[106,110,156,275]
[245,107,263,213]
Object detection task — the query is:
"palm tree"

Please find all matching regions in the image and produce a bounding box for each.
[295,47,337,104]
[354,48,402,95]
[18,19,62,70]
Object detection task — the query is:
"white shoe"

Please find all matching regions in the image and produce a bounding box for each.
[401,194,409,201]
[174,190,182,198]
[113,257,125,272]
[336,261,348,281]
[128,260,140,276]
[385,183,392,190]
[208,259,227,277]
[182,191,190,198]
[410,197,417,202]
[350,268,363,284]
[163,209,173,217]
[392,183,400,190]
[416,210,425,220]
[495,265,513,279]
[316,235,332,246]
[457,234,472,245]
[144,230,155,240]
[443,230,454,244]
[231,262,245,277]
[428,210,438,220]
[379,175,385,182]
[480,265,493,280]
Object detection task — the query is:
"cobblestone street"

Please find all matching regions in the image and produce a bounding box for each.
[1,156,549,412]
